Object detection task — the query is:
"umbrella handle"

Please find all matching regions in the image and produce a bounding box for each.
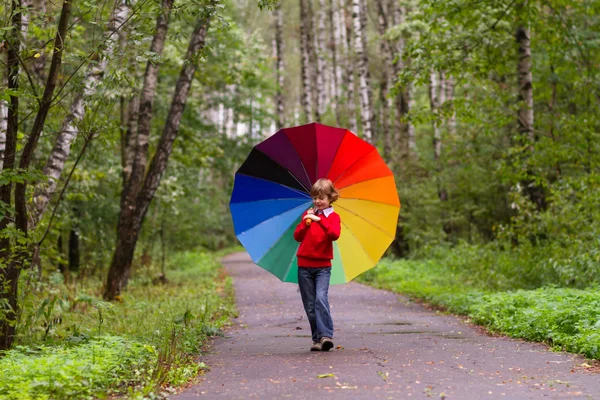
[305,219,312,226]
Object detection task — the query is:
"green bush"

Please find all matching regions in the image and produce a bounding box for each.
[0,336,154,400]
[3,250,236,399]
[360,258,600,360]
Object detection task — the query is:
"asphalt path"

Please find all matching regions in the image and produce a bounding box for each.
[174,252,600,399]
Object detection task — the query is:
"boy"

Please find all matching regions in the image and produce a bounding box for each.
[293,178,341,351]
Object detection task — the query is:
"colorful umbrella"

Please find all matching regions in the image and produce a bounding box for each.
[229,122,400,284]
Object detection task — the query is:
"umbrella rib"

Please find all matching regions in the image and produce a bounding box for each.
[336,175,396,194]
[337,195,399,207]
[280,128,313,191]
[235,173,311,198]
[330,148,378,186]
[254,146,312,192]
[335,202,396,240]
[237,200,312,237]
[281,242,301,282]
[321,129,348,180]
[339,220,377,267]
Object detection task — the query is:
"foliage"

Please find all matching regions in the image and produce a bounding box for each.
[3,250,235,398]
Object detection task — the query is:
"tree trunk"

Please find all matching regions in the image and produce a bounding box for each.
[125,0,173,205]
[516,2,545,209]
[0,100,6,165]
[31,0,133,225]
[299,0,313,122]
[104,6,215,300]
[389,1,412,160]
[274,2,285,129]
[330,0,342,125]
[516,16,534,143]
[352,0,373,140]
[375,0,393,161]
[345,0,357,132]
[104,0,174,300]
[69,227,80,272]
[313,0,327,121]
[1,0,72,351]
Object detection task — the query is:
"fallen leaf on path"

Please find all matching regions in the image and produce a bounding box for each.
[317,373,335,378]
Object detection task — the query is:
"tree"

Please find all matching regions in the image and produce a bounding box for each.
[1,0,72,350]
[104,1,219,300]
[274,1,285,129]
[299,0,313,122]
[31,0,133,226]
[352,0,373,140]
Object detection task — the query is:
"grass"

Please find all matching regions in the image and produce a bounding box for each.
[0,250,237,399]
[358,256,600,360]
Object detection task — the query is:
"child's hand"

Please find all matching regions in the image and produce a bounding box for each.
[303,214,321,222]
[306,208,315,215]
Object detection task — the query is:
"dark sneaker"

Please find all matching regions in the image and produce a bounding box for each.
[310,341,322,351]
[320,337,334,351]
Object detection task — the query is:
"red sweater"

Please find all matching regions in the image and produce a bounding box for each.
[293,209,341,267]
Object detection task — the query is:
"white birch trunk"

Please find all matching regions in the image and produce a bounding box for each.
[429,69,441,163]
[311,0,325,121]
[345,0,357,133]
[376,0,392,159]
[353,0,373,140]
[328,0,339,124]
[445,75,456,138]
[31,0,133,224]
[516,21,534,142]
[331,0,345,125]
[300,0,313,122]
[390,1,414,156]
[274,2,285,129]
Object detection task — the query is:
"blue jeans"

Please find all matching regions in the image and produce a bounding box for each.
[298,267,333,343]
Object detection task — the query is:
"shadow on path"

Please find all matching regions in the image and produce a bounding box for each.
[174,252,599,399]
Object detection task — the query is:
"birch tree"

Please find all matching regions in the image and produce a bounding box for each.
[31,0,133,225]
[352,0,373,140]
[104,2,219,300]
[515,1,545,209]
[375,0,393,160]
[314,0,327,120]
[344,0,357,132]
[329,0,343,125]
[390,1,413,158]
[1,0,72,350]
[274,2,285,129]
[299,0,313,122]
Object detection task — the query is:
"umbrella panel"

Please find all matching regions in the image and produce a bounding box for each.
[257,222,300,281]
[237,202,310,262]
[326,133,375,183]
[315,126,347,179]
[335,207,394,265]
[237,148,308,192]
[231,199,311,235]
[284,124,318,185]
[337,176,399,206]
[334,150,393,190]
[255,131,312,190]
[336,198,399,238]
[230,174,309,204]
[336,221,376,281]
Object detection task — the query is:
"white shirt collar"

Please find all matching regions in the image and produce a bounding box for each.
[321,206,334,218]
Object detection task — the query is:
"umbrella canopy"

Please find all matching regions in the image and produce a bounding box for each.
[229,122,400,284]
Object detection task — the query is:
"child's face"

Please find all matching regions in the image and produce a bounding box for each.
[313,195,331,210]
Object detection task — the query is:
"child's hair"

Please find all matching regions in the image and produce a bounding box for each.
[310,178,339,203]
